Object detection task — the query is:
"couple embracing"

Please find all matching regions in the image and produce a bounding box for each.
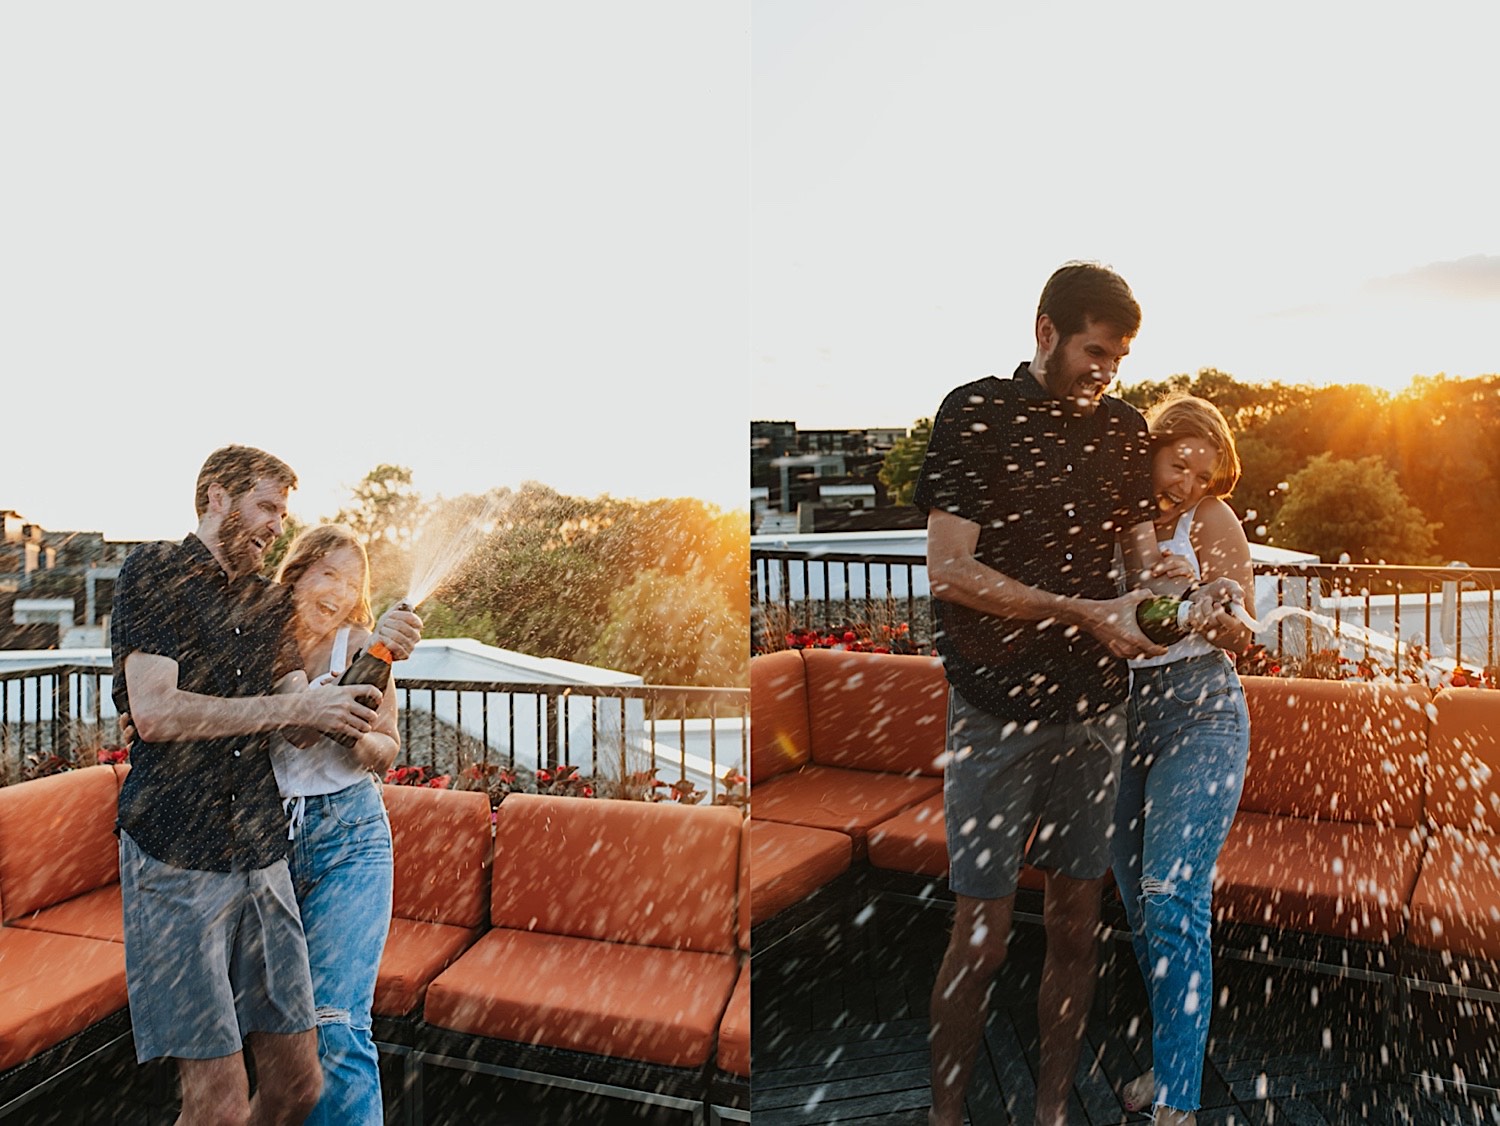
[920,263,1255,1126]
[111,445,423,1125]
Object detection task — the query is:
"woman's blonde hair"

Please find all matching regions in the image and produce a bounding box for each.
[274,524,374,628]
[1144,394,1241,497]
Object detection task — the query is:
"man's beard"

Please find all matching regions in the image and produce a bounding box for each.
[1041,350,1103,416]
[218,506,261,577]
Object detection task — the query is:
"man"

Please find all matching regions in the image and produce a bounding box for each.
[112,445,411,1126]
[915,263,1238,1125]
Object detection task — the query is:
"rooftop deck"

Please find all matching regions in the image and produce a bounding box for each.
[753,892,1500,1126]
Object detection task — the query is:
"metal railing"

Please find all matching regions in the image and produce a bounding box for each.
[751,547,1500,674]
[0,663,748,802]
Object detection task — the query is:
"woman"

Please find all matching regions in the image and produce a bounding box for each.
[1112,396,1254,1125]
[270,523,419,1126]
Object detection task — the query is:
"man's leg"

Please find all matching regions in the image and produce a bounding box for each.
[928,892,1016,1126]
[245,1029,322,1126]
[176,1054,250,1126]
[1034,871,1108,1126]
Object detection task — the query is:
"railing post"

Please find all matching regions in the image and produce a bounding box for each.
[54,673,71,763]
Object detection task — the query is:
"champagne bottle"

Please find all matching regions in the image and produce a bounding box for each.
[332,600,413,746]
[1135,596,1192,646]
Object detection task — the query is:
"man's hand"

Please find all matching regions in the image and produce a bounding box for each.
[296,682,382,743]
[1077,590,1169,660]
[373,607,424,661]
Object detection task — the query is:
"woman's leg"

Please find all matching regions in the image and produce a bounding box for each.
[291,780,394,1126]
[1134,669,1248,1112]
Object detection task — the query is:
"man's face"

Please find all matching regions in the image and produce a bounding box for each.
[216,477,289,577]
[1035,315,1132,416]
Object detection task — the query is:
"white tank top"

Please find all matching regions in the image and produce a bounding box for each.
[1130,504,1220,670]
[270,625,377,797]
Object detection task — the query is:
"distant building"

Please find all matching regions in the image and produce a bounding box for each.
[750,420,917,533]
[0,510,144,649]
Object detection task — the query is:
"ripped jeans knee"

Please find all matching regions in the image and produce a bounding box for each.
[315,1005,352,1027]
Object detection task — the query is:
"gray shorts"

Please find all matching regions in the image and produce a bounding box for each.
[943,689,1127,899]
[119,830,316,1062]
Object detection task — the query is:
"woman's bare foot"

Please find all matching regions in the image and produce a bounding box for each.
[1152,1109,1195,1126]
[1122,1069,1155,1113]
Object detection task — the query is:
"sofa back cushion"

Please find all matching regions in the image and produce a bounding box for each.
[751,650,812,784]
[1238,676,1428,826]
[492,793,741,954]
[384,784,493,928]
[0,765,121,922]
[1427,687,1500,833]
[803,650,948,776]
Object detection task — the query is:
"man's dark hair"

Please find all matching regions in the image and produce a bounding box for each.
[1036,261,1141,340]
[194,446,298,517]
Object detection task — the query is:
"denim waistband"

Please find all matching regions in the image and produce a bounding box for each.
[1130,650,1234,679]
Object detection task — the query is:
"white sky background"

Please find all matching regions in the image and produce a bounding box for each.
[2,4,749,542]
[753,2,1500,430]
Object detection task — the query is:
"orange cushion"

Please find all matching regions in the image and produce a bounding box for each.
[0,928,128,1071]
[374,916,482,1017]
[1408,831,1500,958]
[8,885,123,944]
[424,928,739,1068]
[751,765,942,860]
[492,795,740,953]
[1426,688,1500,833]
[717,961,750,1077]
[803,650,948,776]
[864,793,1046,892]
[751,651,811,783]
[0,766,121,923]
[1213,810,1421,942]
[1238,677,1428,826]
[385,784,492,928]
[748,819,850,926]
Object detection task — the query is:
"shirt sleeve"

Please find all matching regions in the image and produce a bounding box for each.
[1117,407,1156,528]
[111,544,183,662]
[271,591,304,683]
[912,384,986,523]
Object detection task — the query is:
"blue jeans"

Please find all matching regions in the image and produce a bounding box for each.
[287,777,393,1126]
[1111,652,1249,1112]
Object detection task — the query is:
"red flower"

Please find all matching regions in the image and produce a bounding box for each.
[427,775,451,789]
[96,747,130,765]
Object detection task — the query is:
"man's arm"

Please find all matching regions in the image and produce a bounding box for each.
[125,651,380,745]
[927,509,1168,659]
[1119,519,1196,597]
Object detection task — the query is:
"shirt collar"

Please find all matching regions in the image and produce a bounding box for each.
[1011,361,1049,400]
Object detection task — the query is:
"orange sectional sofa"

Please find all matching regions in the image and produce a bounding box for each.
[1,772,749,1122]
[748,649,1500,997]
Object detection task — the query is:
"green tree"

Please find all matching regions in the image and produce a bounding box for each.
[588,564,747,687]
[333,465,428,594]
[1267,453,1440,564]
[878,418,932,506]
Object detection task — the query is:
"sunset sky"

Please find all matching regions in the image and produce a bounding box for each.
[2,3,748,542]
[753,2,1500,430]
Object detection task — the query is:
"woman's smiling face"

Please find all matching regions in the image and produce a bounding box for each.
[1152,438,1220,525]
[291,544,366,637]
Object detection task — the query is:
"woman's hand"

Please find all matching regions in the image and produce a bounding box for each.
[373,607,424,660]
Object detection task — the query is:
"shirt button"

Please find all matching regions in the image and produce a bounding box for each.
[230,793,236,802]
[235,627,241,635]
[233,749,241,758]
[1065,553,1074,561]
[236,668,242,677]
